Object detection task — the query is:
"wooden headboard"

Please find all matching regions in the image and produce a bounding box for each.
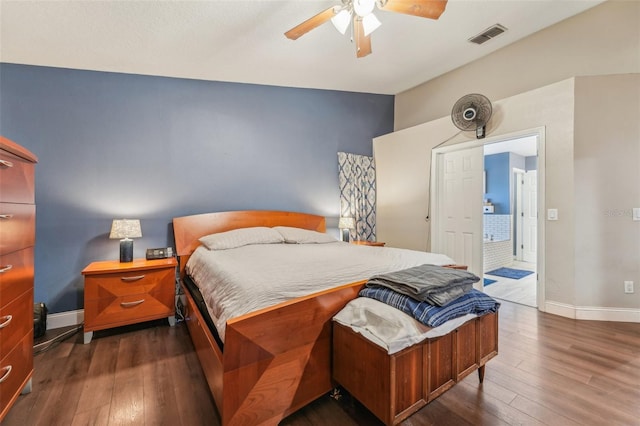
[173,210,326,275]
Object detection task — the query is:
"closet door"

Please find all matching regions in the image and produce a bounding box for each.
[432,147,484,278]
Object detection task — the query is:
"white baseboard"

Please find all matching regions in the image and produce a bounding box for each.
[47,309,84,330]
[545,301,640,323]
[46,302,640,331]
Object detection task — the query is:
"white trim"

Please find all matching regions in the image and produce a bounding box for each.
[46,309,84,330]
[536,128,546,312]
[545,301,640,323]
[513,167,525,261]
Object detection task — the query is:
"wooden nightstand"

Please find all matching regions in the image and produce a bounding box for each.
[81,257,177,344]
[351,241,386,247]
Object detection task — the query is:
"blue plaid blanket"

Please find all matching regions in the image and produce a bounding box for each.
[358,287,500,327]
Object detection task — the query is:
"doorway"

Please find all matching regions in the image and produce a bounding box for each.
[482,137,538,307]
[431,129,545,309]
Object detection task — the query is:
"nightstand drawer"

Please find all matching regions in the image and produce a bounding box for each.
[0,148,35,204]
[0,289,32,356]
[0,332,33,419]
[0,204,35,255]
[84,267,174,300]
[0,248,34,305]
[84,287,174,331]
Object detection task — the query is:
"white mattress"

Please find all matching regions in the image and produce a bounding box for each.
[186,241,455,342]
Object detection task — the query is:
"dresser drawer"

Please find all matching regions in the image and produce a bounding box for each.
[0,332,33,420]
[84,285,174,331]
[0,204,35,255]
[0,248,34,305]
[84,267,174,300]
[0,148,35,204]
[0,289,32,356]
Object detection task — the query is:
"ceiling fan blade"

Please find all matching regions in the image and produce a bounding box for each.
[354,17,372,58]
[284,7,337,40]
[378,0,448,20]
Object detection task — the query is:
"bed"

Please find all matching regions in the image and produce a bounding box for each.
[173,210,498,426]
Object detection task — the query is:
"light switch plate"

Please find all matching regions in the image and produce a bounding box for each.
[633,208,640,221]
[547,209,558,221]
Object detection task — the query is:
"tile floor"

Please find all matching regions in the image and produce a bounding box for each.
[483,260,537,307]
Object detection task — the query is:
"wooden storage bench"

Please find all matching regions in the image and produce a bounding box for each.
[332,312,498,425]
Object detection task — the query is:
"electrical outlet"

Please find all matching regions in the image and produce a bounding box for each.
[624,281,634,294]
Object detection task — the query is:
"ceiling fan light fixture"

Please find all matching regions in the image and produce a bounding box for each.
[353,0,375,17]
[331,9,352,35]
[362,13,381,36]
[285,0,449,58]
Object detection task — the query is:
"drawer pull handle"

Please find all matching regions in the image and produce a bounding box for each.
[0,214,14,220]
[121,299,145,308]
[0,315,12,329]
[121,275,145,282]
[0,159,14,168]
[0,264,13,273]
[0,365,12,384]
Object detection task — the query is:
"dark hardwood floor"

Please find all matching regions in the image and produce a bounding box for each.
[4,301,639,425]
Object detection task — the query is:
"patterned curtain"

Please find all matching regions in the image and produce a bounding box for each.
[338,152,376,241]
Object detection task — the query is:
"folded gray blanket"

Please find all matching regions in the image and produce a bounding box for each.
[366,264,480,306]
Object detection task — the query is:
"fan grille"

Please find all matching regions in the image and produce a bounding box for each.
[451,94,492,131]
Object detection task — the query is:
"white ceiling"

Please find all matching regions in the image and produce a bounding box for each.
[1,0,603,95]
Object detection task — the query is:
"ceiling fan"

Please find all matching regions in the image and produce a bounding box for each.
[284,0,448,58]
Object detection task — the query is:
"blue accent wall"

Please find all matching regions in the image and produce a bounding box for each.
[0,64,394,313]
[483,153,510,214]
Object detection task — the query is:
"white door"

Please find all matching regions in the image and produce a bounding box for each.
[433,147,484,279]
[522,170,537,263]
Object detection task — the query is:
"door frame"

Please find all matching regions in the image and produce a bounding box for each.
[514,168,525,261]
[430,127,546,310]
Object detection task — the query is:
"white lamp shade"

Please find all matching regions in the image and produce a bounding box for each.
[338,217,356,230]
[362,13,381,36]
[109,219,142,239]
[331,9,351,35]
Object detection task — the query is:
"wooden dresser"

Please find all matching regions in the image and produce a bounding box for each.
[0,136,37,422]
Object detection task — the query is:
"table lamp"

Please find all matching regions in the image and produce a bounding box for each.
[338,217,355,242]
[109,219,142,262]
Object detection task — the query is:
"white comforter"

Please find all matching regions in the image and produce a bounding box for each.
[186,241,454,342]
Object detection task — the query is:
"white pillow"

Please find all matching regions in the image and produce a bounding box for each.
[273,226,338,244]
[199,227,284,250]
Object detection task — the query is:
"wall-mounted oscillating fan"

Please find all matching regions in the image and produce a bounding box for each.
[451,94,492,139]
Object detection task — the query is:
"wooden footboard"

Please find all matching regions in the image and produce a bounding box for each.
[333,312,499,426]
[181,276,365,426]
[222,280,365,425]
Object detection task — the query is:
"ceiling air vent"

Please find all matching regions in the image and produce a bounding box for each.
[468,24,507,45]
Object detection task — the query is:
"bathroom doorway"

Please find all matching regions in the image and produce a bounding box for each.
[482,135,538,307]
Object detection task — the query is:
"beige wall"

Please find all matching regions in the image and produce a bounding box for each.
[377,74,639,317]
[394,0,640,131]
[375,78,577,306]
[573,74,640,310]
